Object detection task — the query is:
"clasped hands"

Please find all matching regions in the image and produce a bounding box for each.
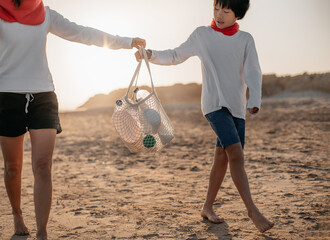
[131,38,151,61]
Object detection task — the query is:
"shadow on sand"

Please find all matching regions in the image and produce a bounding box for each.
[204,219,278,240]
[203,219,232,240]
[10,234,30,240]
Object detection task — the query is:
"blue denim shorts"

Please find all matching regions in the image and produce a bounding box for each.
[205,107,245,149]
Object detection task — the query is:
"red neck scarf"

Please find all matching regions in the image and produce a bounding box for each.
[0,0,45,25]
[211,19,239,36]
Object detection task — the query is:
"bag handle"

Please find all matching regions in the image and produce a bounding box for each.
[125,47,155,98]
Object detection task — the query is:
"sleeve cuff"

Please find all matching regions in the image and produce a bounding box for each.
[121,37,133,49]
[150,50,156,60]
[247,102,260,109]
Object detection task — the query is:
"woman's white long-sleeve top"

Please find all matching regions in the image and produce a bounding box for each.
[0,7,132,93]
[150,26,262,119]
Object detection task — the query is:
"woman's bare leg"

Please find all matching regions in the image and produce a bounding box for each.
[30,129,56,240]
[0,135,29,236]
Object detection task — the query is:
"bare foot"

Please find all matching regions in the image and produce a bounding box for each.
[37,232,48,240]
[37,237,48,240]
[201,208,224,224]
[248,209,274,233]
[13,213,29,236]
[37,229,48,240]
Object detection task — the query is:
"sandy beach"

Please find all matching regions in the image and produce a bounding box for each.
[0,94,329,239]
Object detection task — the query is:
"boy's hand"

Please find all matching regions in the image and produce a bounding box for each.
[131,38,146,49]
[248,107,259,115]
[135,49,152,62]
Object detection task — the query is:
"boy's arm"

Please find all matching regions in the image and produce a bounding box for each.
[243,36,262,114]
[48,8,141,50]
[140,31,197,65]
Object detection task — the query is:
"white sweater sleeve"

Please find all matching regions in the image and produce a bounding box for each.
[48,8,132,50]
[150,31,196,65]
[243,36,262,109]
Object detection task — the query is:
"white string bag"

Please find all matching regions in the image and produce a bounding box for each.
[112,48,174,153]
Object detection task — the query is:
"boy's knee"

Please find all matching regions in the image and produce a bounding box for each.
[215,146,226,156]
[214,147,228,165]
[225,143,244,163]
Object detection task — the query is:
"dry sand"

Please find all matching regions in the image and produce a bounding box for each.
[0,95,329,239]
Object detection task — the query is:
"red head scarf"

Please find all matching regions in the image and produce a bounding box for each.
[211,19,239,36]
[0,0,45,25]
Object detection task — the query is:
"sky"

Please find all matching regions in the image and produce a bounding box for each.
[43,0,330,110]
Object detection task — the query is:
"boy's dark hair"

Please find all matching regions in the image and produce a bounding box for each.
[12,0,22,8]
[214,0,250,20]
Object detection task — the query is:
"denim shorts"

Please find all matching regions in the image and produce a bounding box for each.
[0,92,62,137]
[205,107,245,149]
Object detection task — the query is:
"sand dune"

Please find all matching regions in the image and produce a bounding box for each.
[262,72,330,97]
[0,94,329,239]
[78,72,330,111]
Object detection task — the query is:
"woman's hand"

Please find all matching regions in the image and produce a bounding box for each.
[248,107,259,115]
[131,38,146,49]
[135,49,152,62]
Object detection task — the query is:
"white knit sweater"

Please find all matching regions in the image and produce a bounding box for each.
[150,26,262,119]
[0,7,132,93]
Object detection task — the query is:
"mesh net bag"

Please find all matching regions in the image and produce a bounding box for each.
[112,48,174,153]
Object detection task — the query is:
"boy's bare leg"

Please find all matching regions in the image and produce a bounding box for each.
[201,147,228,223]
[30,129,56,240]
[1,135,29,236]
[225,143,274,232]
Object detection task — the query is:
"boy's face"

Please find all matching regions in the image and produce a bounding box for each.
[213,4,238,29]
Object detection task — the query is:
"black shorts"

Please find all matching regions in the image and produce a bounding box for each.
[0,92,62,137]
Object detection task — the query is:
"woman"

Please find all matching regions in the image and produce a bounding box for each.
[0,0,145,239]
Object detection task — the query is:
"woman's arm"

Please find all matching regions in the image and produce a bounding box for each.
[48,8,144,50]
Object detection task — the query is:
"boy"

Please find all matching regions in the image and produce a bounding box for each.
[136,0,274,233]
